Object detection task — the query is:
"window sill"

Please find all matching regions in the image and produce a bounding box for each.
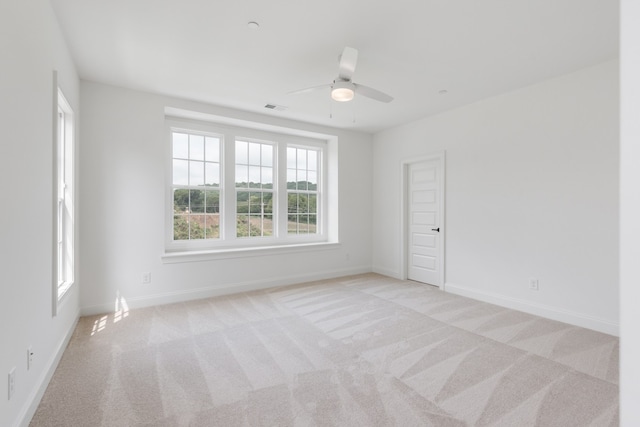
[162,241,341,264]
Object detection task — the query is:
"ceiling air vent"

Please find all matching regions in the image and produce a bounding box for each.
[264,103,288,111]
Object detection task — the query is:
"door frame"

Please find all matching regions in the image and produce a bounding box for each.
[399,151,446,289]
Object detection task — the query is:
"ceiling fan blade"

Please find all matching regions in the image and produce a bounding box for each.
[287,83,331,95]
[338,47,358,81]
[353,83,394,103]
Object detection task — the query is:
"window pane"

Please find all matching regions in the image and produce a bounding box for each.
[173,159,189,185]
[308,194,317,215]
[250,214,263,236]
[190,134,205,161]
[205,190,220,213]
[205,137,220,162]
[190,189,204,213]
[263,192,273,213]
[262,167,273,188]
[287,147,296,168]
[287,169,296,189]
[308,171,317,190]
[237,214,249,237]
[308,150,317,171]
[288,193,298,213]
[205,162,219,187]
[235,164,248,187]
[298,149,307,169]
[264,215,273,236]
[189,161,205,186]
[235,190,273,238]
[298,170,308,190]
[204,214,220,239]
[299,194,309,213]
[174,215,190,240]
[236,140,248,164]
[248,192,260,214]
[173,133,189,159]
[237,191,249,213]
[288,215,298,234]
[298,214,309,234]
[190,214,205,239]
[249,166,261,187]
[173,189,189,213]
[309,214,317,233]
[262,145,273,166]
[249,142,261,166]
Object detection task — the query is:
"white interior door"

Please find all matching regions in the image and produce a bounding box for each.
[407,157,444,287]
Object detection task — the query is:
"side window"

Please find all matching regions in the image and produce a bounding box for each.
[56,89,74,303]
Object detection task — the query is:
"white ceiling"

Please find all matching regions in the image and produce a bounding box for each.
[50,0,618,134]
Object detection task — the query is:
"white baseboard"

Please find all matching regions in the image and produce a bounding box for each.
[371,266,401,279]
[445,282,619,336]
[17,312,80,427]
[81,265,372,316]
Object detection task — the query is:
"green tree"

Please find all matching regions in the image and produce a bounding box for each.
[174,189,190,213]
[190,218,204,239]
[173,215,189,240]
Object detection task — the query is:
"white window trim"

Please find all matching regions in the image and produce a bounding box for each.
[165,115,334,255]
[53,78,75,315]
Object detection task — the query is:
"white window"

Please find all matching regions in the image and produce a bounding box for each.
[172,131,222,240]
[287,146,319,235]
[235,140,274,237]
[166,120,328,252]
[55,88,74,306]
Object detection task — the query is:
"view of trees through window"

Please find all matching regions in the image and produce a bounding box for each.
[173,189,220,239]
[235,140,274,237]
[171,131,321,242]
[287,147,318,235]
[172,132,221,240]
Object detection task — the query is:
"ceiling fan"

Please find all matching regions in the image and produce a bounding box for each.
[289,46,394,103]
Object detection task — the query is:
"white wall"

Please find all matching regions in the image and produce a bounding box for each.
[0,1,80,426]
[372,60,619,334]
[620,1,640,424]
[79,81,373,314]
[0,2,632,424]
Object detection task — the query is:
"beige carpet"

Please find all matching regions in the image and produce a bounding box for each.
[31,274,619,426]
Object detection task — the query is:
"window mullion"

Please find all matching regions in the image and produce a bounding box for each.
[277,142,288,238]
[223,133,237,240]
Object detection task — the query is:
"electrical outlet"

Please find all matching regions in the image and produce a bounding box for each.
[8,367,15,400]
[27,347,33,370]
[529,278,539,291]
[141,272,151,284]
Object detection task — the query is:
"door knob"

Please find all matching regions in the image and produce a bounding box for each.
[431,227,440,232]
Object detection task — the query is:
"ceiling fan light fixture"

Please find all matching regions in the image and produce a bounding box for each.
[331,81,355,102]
[289,47,392,103]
